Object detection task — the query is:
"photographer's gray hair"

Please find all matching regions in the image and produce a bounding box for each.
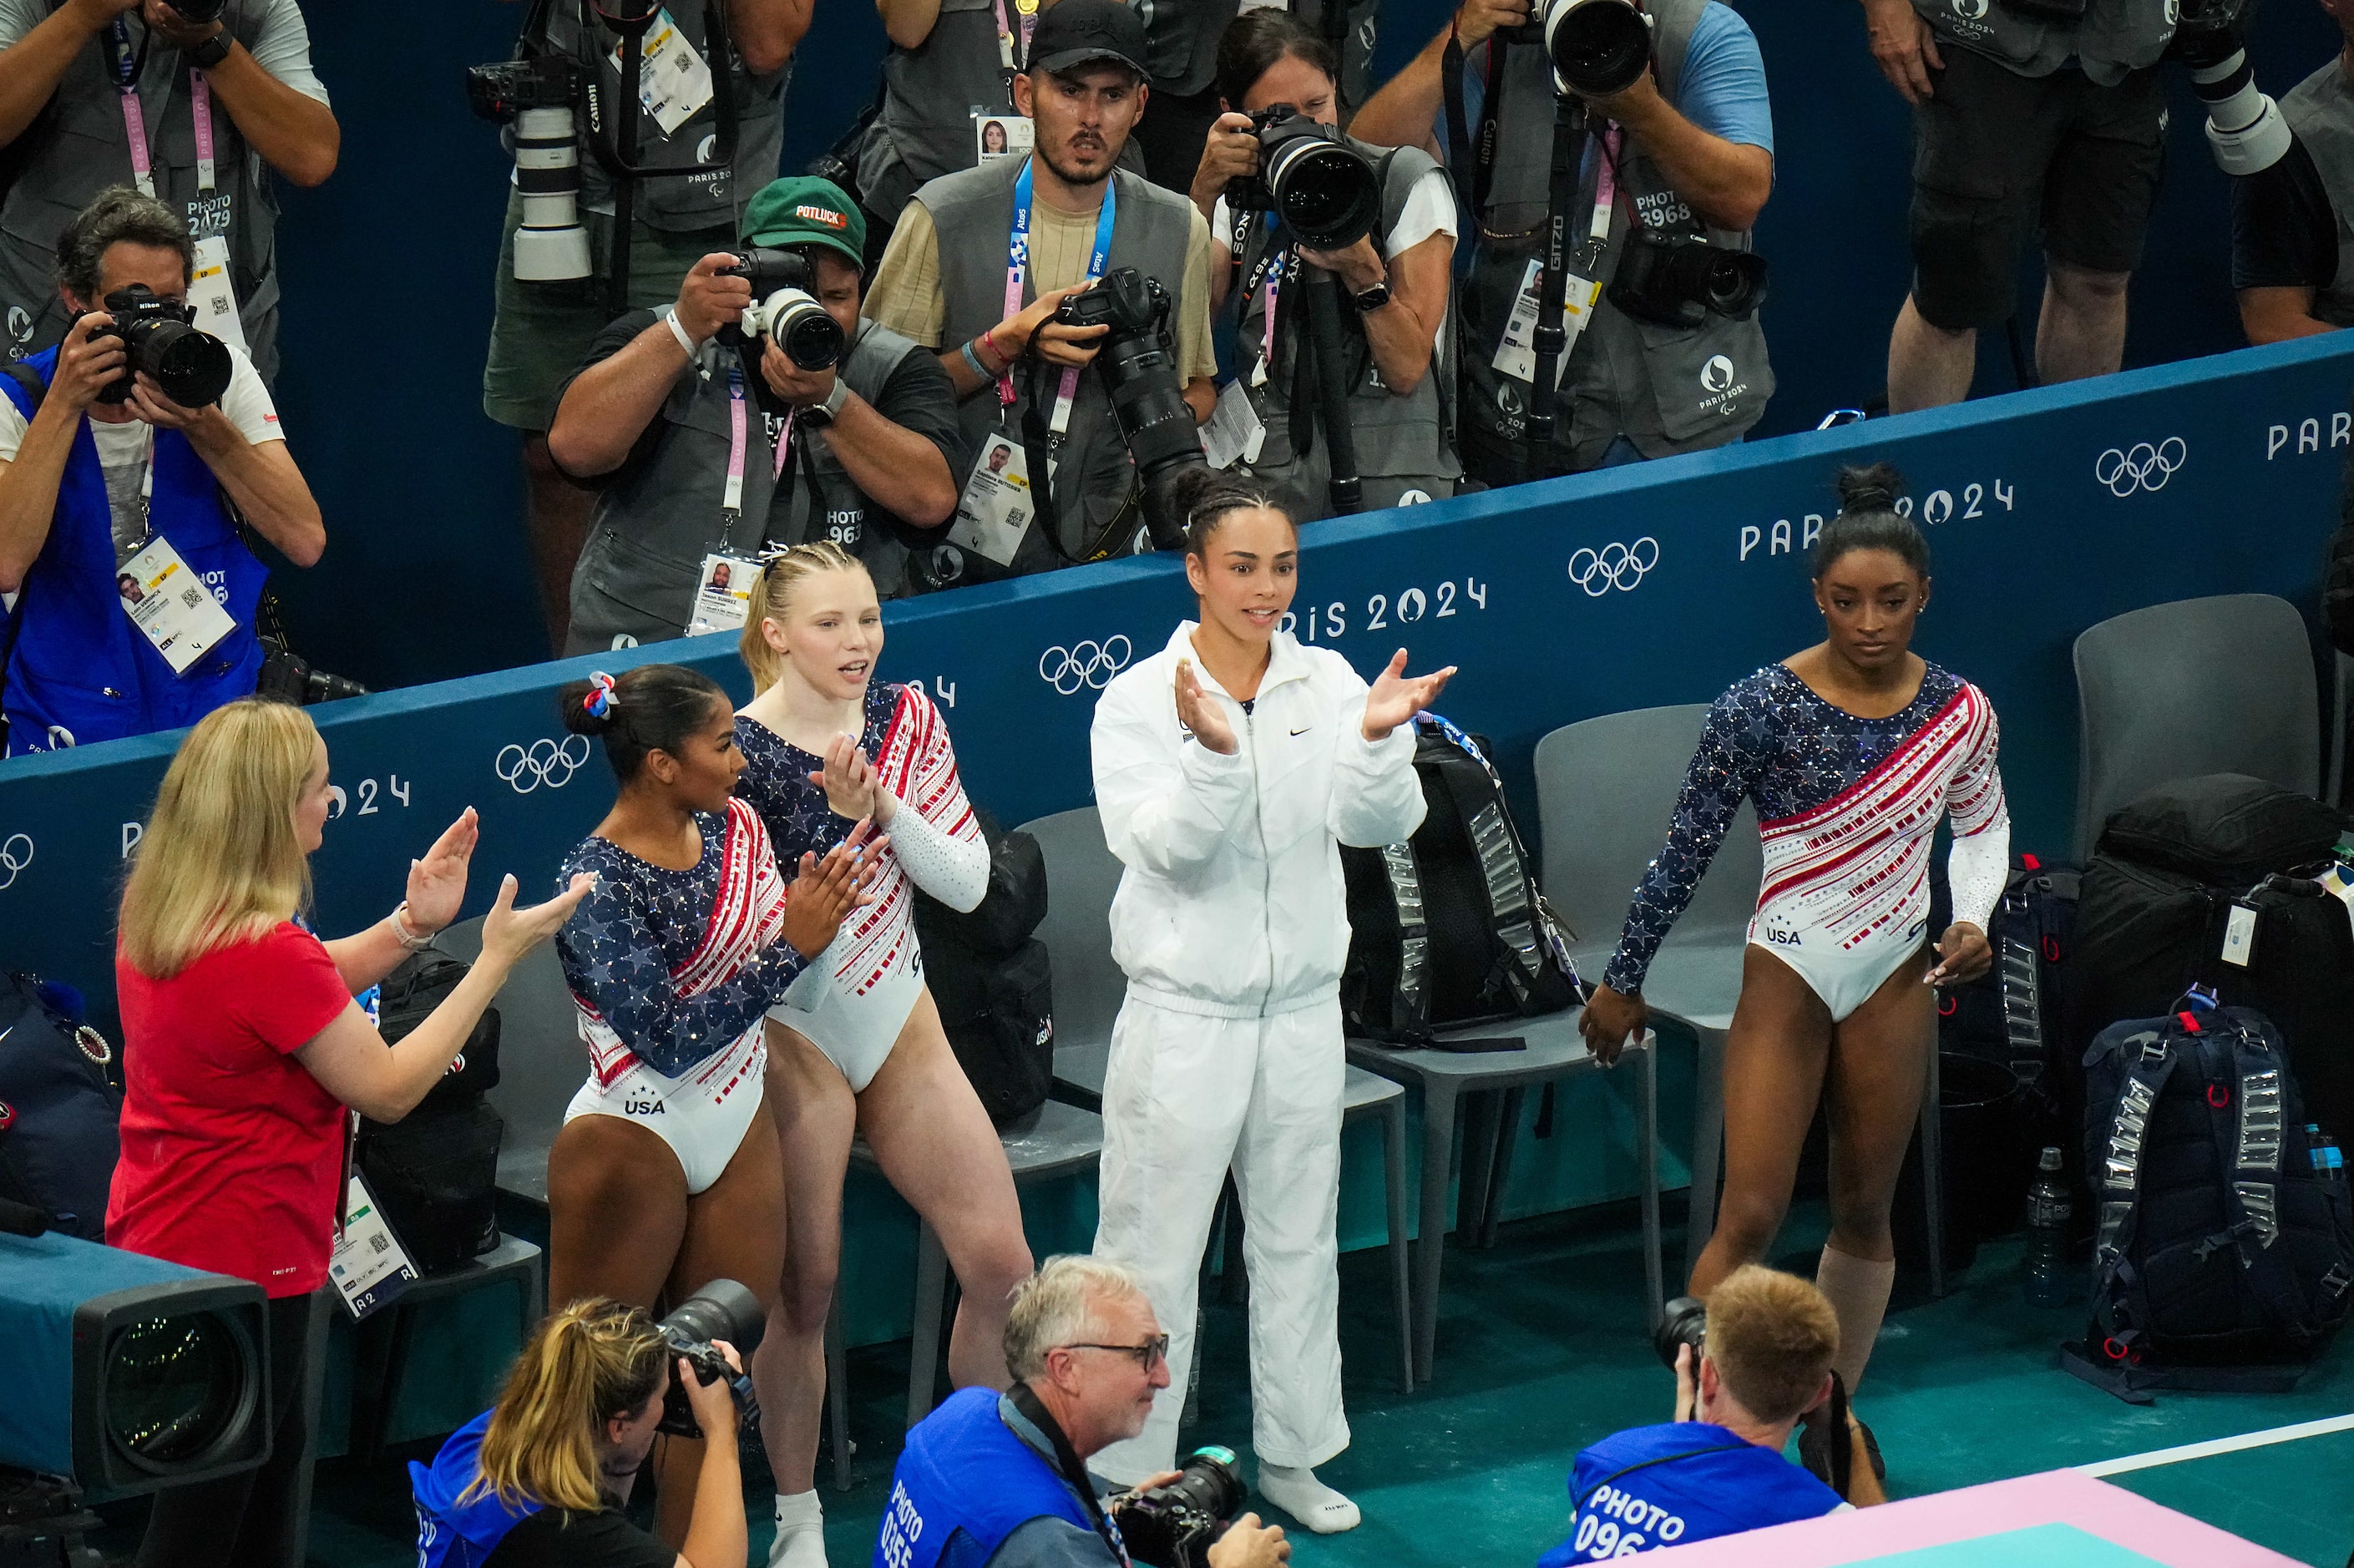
[1005,1256,1147,1381]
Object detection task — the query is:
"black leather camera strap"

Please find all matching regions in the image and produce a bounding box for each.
[1007,1381,1133,1567]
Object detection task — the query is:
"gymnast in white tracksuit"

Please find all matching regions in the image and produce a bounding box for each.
[1087,468,1455,1533]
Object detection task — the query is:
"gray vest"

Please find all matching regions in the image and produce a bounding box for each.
[545,0,787,232]
[1228,138,1460,518]
[1906,0,2174,83]
[2282,58,2354,327]
[924,158,1193,568]
[0,2,280,377]
[566,319,921,654]
[1135,0,1378,103]
[1457,0,1769,477]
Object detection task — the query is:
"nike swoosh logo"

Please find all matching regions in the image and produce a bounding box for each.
[1290,726,1311,736]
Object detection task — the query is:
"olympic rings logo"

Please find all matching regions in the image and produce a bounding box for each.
[2094,438,2185,498]
[1039,635,1132,695]
[494,736,592,794]
[1567,538,1660,596]
[0,833,32,890]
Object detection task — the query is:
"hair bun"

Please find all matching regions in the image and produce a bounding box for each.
[559,673,618,737]
[1835,461,1906,515]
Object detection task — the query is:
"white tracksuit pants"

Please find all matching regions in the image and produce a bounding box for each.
[1090,989,1349,1482]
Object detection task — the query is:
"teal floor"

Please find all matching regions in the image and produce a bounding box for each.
[113,1196,2354,1567]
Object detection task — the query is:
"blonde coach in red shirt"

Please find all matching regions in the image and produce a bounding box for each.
[106,697,590,1568]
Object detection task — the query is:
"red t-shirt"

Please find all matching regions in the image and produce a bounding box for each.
[107,922,357,1297]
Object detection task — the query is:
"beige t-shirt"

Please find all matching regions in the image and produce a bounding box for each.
[864,195,1218,386]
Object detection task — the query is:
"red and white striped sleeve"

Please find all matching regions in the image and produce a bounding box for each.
[873,685,991,913]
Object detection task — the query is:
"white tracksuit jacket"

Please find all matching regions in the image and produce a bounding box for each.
[1086,621,1426,1479]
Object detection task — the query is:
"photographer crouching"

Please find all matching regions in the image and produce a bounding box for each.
[1540,1267,1881,1564]
[549,176,962,653]
[412,1294,754,1568]
[876,1257,1292,1568]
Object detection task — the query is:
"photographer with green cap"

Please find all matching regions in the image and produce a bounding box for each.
[549,176,964,655]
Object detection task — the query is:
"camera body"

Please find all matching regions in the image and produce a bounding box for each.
[1607,232,1768,329]
[1052,268,1203,526]
[465,53,583,123]
[1111,1446,1245,1568]
[93,285,231,408]
[467,53,594,281]
[256,638,368,706]
[654,1279,766,1439]
[720,249,846,372]
[1226,106,1380,253]
[1652,1295,1707,1369]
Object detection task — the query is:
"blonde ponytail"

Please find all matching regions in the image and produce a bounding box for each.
[467,1298,667,1512]
[737,542,868,694]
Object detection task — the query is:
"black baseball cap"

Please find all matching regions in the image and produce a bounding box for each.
[1025,0,1149,80]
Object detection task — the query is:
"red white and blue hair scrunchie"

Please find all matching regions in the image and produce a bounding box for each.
[583,670,617,720]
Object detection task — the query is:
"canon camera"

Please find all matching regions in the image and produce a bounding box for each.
[1111,1446,1246,1568]
[719,249,845,372]
[466,53,593,282]
[1226,105,1380,253]
[1053,269,1203,519]
[1504,0,1654,97]
[94,284,232,408]
[1652,1296,1708,1369]
[1607,233,1768,329]
[654,1279,766,1438]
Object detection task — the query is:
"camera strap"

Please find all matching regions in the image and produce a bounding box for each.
[1005,157,1116,439]
[1006,1382,1134,1568]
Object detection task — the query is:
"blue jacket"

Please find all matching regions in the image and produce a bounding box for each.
[875,1388,1101,1568]
[0,346,264,755]
[1539,1422,1843,1563]
[410,1410,540,1568]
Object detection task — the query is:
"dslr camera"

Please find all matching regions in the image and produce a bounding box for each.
[1111,1446,1245,1568]
[1652,1295,1707,1368]
[1608,232,1768,329]
[1504,0,1654,97]
[466,52,592,281]
[655,1279,767,1438]
[1054,268,1203,534]
[718,249,846,372]
[94,284,232,408]
[1225,105,1380,252]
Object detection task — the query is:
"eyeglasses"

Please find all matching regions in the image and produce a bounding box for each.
[1062,1335,1171,1371]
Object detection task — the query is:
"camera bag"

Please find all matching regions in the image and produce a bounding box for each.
[2064,1003,2354,1401]
[1340,714,1581,1044]
[2093,773,2343,888]
[354,948,504,1274]
[0,973,119,1241]
[912,810,1056,1124]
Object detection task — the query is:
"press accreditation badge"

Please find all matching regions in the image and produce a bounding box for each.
[947,434,1034,566]
[1494,257,1602,386]
[688,552,759,635]
[329,1171,418,1321]
[118,534,236,674]
[616,9,716,135]
[975,114,1034,165]
[1202,378,1266,470]
[186,234,248,355]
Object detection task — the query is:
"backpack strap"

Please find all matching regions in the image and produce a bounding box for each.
[2201,1013,2330,1341]
[1997,877,2047,1088]
[1421,711,1581,999]
[2093,1023,2180,1278]
[1,359,46,413]
[1377,836,1433,1039]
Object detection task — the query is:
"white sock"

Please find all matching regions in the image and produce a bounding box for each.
[1257,1463,1361,1535]
[767,1490,828,1568]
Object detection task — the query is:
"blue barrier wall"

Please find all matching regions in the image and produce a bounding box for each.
[251,0,2340,691]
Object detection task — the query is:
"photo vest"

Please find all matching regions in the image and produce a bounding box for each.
[924,157,1192,569]
[1539,1423,1842,1565]
[870,1388,1101,1568]
[565,319,926,655]
[2282,58,2354,327]
[1227,136,1460,518]
[543,0,786,233]
[1905,0,2175,82]
[0,1,281,377]
[1457,0,1770,478]
[0,347,264,756]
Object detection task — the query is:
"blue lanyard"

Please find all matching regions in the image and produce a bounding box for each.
[1007,156,1116,435]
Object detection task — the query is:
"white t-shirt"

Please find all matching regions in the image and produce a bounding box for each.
[1213,164,1458,354]
[0,341,281,563]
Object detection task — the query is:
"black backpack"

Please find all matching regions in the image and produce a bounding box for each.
[0,974,119,1241]
[911,809,1056,1126]
[2063,1003,2354,1402]
[353,951,504,1276]
[1932,852,2078,1105]
[1340,715,1580,1044]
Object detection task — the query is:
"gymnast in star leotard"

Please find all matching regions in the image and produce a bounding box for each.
[1582,465,2011,1449]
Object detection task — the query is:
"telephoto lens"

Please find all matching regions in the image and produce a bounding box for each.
[96,285,231,408]
[466,55,591,281]
[655,1279,766,1438]
[721,249,847,372]
[1234,106,1381,253]
[1541,0,1653,96]
[1054,269,1205,488]
[1111,1446,1247,1568]
[1652,1296,1708,1368]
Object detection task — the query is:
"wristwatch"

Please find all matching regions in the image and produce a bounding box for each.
[1350,279,1393,313]
[801,376,851,427]
[188,28,231,69]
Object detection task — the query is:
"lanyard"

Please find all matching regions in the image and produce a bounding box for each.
[1238,220,1293,371]
[721,365,794,545]
[109,19,219,200]
[1587,126,1622,247]
[991,0,1037,73]
[1005,156,1116,436]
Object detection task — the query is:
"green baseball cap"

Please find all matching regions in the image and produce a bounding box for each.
[739,177,867,272]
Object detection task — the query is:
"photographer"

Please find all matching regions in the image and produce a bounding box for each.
[1194,10,1460,516]
[0,185,321,755]
[0,0,337,381]
[549,176,960,652]
[863,0,1217,579]
[1861,0,2173,409]
[483,0,810,653]
[1129,0,1379,193]
[875,1256,1293,1568]
[1350,0,1774,484]
[1538,1267,1879,1565]
[2233,0,2354,343]
[411,1297,748,1568]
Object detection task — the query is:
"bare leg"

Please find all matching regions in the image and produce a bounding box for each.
[1885,295,1978,414]
[756,1021,858,1500]
[1688,946,1836,1298]
[521,432,596,655]
[2036,259,2131,387]
[858,989,1035,1391]
[545,1113,688,1314]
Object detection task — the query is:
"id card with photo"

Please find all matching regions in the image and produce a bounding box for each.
[617,10,715,135]
[975,114,1034,164]
[687,552,759,636]
[1493,257,1602,386]
[119,534,236,674]
[188,234,248,354]
[947,435,1035,566]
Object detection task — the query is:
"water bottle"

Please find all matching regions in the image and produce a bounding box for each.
[2309,1125,2345,1183]
[2024,1146,2073,1308]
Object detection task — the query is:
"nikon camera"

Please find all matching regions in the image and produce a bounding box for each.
[95,285,231,408]
[1111,1446,1246,1568]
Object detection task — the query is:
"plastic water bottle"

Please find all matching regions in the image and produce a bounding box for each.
[2025,1146,2073,1308]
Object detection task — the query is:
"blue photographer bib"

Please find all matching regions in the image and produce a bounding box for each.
[1539,1422,1842,1563]
[875,1388,1099,1568]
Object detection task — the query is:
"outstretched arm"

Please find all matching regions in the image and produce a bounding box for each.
[1600,695,1764,996]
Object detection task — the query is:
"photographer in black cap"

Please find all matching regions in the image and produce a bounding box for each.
[863,0,1217,584]
[549,175,962,653]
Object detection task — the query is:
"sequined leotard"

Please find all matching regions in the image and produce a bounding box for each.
[1602,663,2010,1021]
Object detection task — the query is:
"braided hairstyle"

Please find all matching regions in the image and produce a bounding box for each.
[1162,466,1299,559]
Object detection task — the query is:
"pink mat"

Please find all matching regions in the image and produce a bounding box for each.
[1637,1467,2306,1566]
